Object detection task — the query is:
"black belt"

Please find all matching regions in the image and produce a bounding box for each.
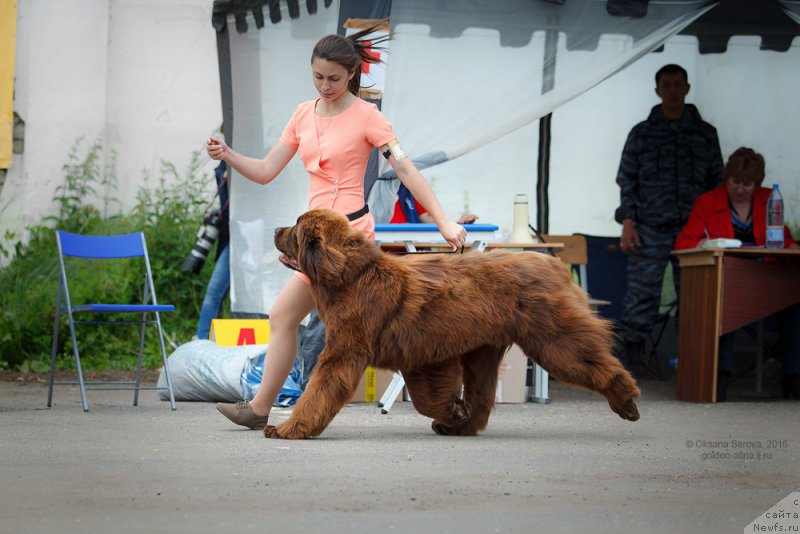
[346,204,370,222]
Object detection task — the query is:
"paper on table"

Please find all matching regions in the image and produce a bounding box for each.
[701,238,742,249]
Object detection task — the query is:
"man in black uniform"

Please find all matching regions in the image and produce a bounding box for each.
[615,64,723,370]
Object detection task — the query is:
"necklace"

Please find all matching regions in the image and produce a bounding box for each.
[729,198,752,224]
[314,98,343,138]
[315,114,334,137]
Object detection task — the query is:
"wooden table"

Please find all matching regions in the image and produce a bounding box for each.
[674,247,800,402]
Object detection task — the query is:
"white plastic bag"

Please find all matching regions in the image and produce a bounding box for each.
[157,340,267,402]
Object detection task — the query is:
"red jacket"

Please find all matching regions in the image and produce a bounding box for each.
[389,198,428,223]
[675,185,796,250]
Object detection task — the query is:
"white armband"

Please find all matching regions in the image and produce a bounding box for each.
[386,139,408,161]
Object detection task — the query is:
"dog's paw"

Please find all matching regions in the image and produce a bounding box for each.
[432,421,456,436]
[616,399,640,422]
[605,374,641,421]
[430,398,475,435]
[262,425,284,439]
[452,397,472,423]
[431,420,478,436]
[263,422,311,440]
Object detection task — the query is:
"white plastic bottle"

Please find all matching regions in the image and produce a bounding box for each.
[766,184,784,249]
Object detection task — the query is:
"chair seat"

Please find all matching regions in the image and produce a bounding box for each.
[72,304,175,313]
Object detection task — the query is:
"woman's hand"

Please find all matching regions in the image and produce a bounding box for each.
[439,220,468,250]
[457,213,479,225]
[207,136,229,161]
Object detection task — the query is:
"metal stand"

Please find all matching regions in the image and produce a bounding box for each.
[377,372,406,414]
[532,364,550,404]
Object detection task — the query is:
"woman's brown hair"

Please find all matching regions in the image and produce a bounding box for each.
[311,22,390,96]
[724,147,765,186]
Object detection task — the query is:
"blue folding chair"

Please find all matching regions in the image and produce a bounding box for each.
[48,231,177,411]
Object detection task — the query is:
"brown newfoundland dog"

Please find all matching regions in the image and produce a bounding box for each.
[267,209,640,439]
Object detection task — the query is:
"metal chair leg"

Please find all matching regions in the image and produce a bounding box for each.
[155,313,177,410]
[66,311,89,412]
[47,295,61,408]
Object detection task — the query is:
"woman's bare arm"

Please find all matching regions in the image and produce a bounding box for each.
[207,136,296,185]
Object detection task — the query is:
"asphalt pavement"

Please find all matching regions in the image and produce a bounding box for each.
[1,372,798,534]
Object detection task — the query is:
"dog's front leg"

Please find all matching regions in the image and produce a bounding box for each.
[264,353,366,439]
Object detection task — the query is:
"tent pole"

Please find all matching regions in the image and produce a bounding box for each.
[536,28,558,235]
[215,21,234,147]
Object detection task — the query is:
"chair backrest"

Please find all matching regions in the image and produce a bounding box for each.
[541,234,587,266]
[541,234,588,292]
[577,234,628,325]
[57,231,145,259]
[55,230,160,307]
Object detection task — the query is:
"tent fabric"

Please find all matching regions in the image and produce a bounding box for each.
[679,0,800,53]
[225,0,711,314]
[372,0,800,235]
[212,0,337,150]
[378,0,712,175]
[782,1,800,25]
[368,0,714,233]
[212,0,334,33]
[221,0,800,315]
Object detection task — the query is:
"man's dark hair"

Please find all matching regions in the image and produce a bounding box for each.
[655,64,688,85]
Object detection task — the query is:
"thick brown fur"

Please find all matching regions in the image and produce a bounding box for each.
[266,209,640,439]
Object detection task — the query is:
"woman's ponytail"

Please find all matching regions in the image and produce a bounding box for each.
[312,20,390,96]
[346,23,389,96]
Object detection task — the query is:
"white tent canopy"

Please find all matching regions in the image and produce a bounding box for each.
[219,0,800,315]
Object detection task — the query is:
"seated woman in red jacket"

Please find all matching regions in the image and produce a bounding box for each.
[675,147,799,401]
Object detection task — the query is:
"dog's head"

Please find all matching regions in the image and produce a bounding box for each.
[274,209,374,287]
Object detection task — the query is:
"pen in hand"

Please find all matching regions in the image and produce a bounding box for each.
[704,226,710,240]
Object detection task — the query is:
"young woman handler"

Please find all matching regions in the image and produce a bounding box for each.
[207,29,466,429]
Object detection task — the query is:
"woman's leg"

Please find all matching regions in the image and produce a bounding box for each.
[248,275,315,416]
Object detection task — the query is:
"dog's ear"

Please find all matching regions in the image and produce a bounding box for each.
[298,227,348,287]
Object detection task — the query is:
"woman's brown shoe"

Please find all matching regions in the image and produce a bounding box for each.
[216,401,270,429]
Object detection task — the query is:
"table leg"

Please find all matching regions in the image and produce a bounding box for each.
[676,259,722,402]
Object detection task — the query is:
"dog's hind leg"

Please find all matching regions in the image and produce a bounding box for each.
[444,345,507,436]
[519,316,640,422]
[401,359,472,436]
